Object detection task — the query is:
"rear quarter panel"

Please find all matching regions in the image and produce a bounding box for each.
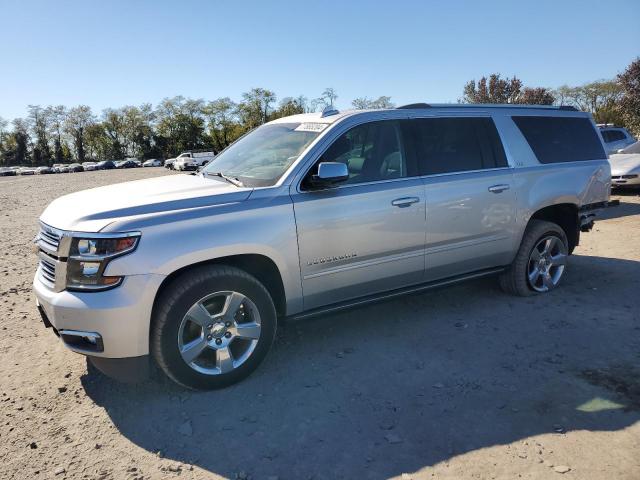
[495,112,611,255]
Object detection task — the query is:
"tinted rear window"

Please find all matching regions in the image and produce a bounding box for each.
[512,116,605,164]
[601,129,625,142]
[407,117,508,175]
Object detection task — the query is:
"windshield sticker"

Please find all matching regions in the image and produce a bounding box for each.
[295,123,329,133]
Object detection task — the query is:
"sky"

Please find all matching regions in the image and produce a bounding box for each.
[0,0,639,121]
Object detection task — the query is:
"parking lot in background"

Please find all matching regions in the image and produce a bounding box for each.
[0,169,639,480]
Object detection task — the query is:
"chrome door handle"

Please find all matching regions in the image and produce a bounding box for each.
[488,184,510,194]
[391,197,420,208]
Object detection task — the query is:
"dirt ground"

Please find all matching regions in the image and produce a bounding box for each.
[0,169,639,480]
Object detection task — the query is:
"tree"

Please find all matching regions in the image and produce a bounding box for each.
[155,96,207,157]
[6,118,30,166]
[0,116,7,165]
[64,105,94,162]
[463,74,523,104]
[204,97,239,151]
[27,105,52,165]
[314,88,338,110]
[351,96,395,109]
[272,97,306,119]
[237,88,276,129]
[618,58,640,136]
[46,105,67,163]
[554,80,623,124]
[518,88,555,106]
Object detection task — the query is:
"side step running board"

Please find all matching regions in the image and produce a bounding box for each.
[288,267,505,321]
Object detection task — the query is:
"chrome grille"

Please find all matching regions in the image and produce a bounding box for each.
[39,253,57,286]
[38,224,61,252]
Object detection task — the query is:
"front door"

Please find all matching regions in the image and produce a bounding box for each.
[291,120,426,310]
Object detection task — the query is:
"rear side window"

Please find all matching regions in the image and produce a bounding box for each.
[513,116,606,163]
[407,117,508,175]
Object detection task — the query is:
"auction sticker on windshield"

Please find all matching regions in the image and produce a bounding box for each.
[295,123,329,133]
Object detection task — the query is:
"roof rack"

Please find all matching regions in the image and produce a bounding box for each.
[396,103,579,111]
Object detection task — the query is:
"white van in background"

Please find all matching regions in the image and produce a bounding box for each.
[172,150,216,171]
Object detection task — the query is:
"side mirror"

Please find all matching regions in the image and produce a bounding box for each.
[310,162,349,188]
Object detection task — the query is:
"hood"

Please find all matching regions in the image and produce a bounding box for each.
[609,154,640,175]
[40,174,252,232]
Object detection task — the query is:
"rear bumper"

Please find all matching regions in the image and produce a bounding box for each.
[33,271,165,358]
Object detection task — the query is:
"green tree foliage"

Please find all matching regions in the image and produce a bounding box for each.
[463,74,555,105]
[554,80,624,124]
[64,105,94,163]
[0,87,349,166]
[237,88,276,129]
[27,105,52,165]
[352,96,395,109]
[617,58,640,136]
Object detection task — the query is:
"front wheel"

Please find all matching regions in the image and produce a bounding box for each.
[499,220,569,297]
[151,265,277,390]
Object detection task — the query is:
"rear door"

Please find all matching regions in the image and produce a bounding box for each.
[291,120,426,310]
[405,116,517,281]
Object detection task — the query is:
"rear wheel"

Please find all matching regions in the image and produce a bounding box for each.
[151,265,277,390]
[499,220,568,296]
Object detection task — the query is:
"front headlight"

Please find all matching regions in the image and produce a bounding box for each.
[66,233,140,291]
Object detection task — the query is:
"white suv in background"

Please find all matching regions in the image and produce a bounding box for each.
[173,151,216,171]
[598,125,636,154]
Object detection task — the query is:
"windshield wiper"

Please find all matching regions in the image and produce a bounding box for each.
[204,171,244,187]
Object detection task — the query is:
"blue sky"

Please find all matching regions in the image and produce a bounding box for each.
[1,0,638,120]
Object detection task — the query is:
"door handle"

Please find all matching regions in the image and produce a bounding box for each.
[391,197,420,208]
[488,184,510,194]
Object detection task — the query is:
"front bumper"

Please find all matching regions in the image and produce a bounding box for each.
[611,174,640,187]
[33,271,165,358]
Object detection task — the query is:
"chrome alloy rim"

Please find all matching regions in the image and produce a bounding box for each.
[177,291,261,375]
[527,235,567,293]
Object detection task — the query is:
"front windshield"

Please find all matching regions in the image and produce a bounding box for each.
[203,122,322,187]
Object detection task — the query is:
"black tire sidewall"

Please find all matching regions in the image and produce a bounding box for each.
[519,222,568,294]
[153,267,277,390]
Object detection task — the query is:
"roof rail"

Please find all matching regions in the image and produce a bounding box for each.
[320,105,339,118]
[397,103,581,111]
[397,103,432,109]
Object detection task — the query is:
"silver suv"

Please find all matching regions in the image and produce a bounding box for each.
[33,104,611,389]
[598,124,636,154]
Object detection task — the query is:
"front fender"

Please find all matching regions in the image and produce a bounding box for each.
[103,194,304,315]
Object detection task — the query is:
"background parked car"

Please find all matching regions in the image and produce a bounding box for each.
[68,163,84,173]
[164,158,177,170]
[142,158,163,167]
[0,167,17,176]
[116,159,138,169]
[82,162,99,171]
[173,150,216,171]
[598,124,637,154]
[36,166,54,174]
[609,140,640,189]
[18,167,37,175]
[97,160,116,170]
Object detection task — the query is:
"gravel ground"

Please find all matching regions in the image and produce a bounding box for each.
[0,169,639,480]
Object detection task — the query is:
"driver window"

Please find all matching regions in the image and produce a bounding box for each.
[306,121,407,186]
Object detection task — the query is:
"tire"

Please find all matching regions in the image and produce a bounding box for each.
[151,265,277,390]
[499,220,569,297]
